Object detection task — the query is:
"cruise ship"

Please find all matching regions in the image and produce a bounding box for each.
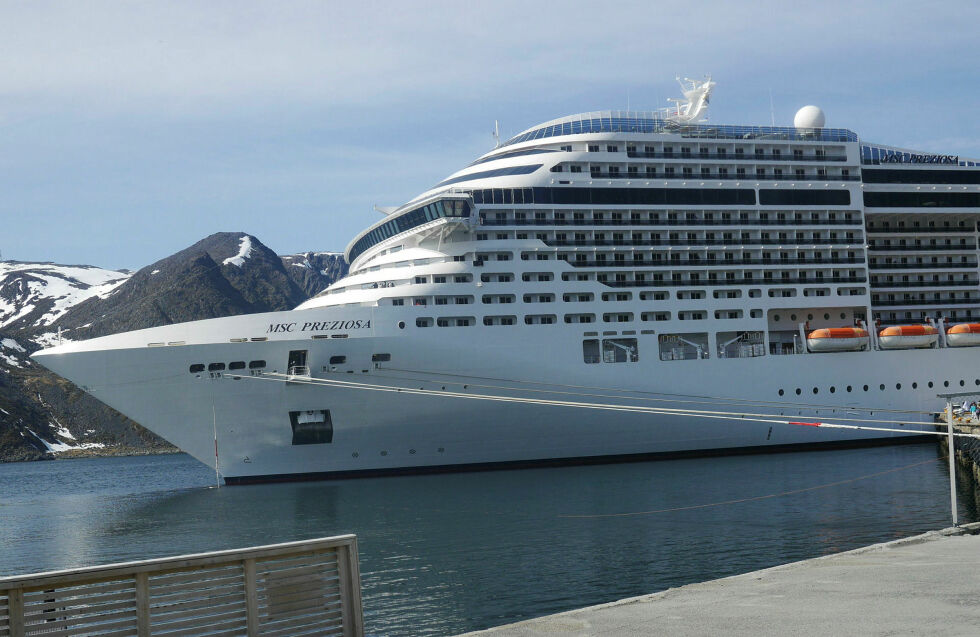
[31,78,980,483]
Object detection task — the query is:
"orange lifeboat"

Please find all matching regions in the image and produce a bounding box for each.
[806,327,869,353]
[946,323,980,347]
[878,324,938,350]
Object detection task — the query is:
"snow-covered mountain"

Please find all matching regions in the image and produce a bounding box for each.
[0,262,130,332]
[0,234,348,462]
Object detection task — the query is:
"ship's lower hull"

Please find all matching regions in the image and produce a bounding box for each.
[32,309,960,483]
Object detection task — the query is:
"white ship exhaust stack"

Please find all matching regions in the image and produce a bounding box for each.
[794,105,826,129]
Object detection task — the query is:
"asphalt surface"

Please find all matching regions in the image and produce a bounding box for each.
[462,524,980,636]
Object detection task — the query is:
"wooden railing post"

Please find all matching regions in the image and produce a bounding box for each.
[338,539,364,637]
[8,589,24,637]
[243,558,259,637]
[135,572,150,636]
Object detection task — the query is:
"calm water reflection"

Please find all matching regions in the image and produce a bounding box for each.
[0,443,973,635]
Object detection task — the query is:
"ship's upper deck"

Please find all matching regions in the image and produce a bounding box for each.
[500,110,858,148]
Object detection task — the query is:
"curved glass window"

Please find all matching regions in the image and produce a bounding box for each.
[431,164,542,190]
[500,112,856,148]
[348,199,471,263]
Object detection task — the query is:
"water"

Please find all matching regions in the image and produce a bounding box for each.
[0,444,974,635]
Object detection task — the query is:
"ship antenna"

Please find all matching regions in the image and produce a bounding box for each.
[493,120,500,148]
[769,89,776,127]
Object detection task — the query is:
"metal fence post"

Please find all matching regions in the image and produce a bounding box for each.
[946,400,959,527]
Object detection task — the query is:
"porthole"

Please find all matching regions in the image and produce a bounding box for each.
[807,314,814,321]
[846,385,852,392]
[896,383,901,390]
[863,385,869,391]
[912,382,918,389]
[774,315,781,322]
[398,321,406,329]
[437,447,445,453]
[812,387,818,394]
[380,450,388,456]
[795,388,802,395]
[352,452,359,458]
[879,384,885,391]
[778,389,785,396]
[960,380,966,387]
[229,361,246,370]
[409,449,417,454]
[840,313,846,320]
[830,386,836,393]
[928,381,934,388]
[189,363,205,373]
[329,355,346,364]
[824,313,830,320]
[975,379,980,386]
[791,314,797,321]
[944,380,950,387]
[208,363,225,372]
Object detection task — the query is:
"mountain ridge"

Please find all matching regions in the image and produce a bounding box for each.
[0,232,348,462]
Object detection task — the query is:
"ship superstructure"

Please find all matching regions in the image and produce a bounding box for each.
[31,80,980,482]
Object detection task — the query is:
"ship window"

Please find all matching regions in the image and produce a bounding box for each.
[583,339,600,364]
[229,361,246,370]
[208,363,225,371]
[189,364,205,373]
[371,353,391,362]
[290,410,333,445]
[248,360,266,369]
[329,355,347,365]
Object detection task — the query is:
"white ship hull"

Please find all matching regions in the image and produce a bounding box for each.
[32,306,954,483]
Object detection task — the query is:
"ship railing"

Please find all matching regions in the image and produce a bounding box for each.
[585,171,860,181]
[601,276,867,288]
[288,365,311,379]
[544,238,861,247]
[626,151,849,162]
[869,262,979,270]
[870,280,978,288]
[0,535,364,637]
[566,257,865,268]
[868,244,975,252]
[479,218,863,227]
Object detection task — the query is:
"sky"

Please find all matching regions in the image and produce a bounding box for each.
[2,0,979,271]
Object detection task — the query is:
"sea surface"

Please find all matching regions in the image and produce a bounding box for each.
[0,444,975,636]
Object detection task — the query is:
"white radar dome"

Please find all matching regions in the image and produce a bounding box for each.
[794,105,826,129]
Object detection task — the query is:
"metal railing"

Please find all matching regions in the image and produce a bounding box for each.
[564,257,865,268]
[626,150,849,162]
[480,218,862,227]
[584,171,859,181]
[869,262,978,270]
[0,535,363,637]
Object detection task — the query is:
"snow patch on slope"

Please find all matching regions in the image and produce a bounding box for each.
[1,336,27,368]
[27,428,105,453]
[0,262,130,328]
[222,235,254,267]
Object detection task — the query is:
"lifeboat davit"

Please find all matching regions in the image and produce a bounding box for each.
[878,324,938,350]
[806,327,869,353]
[946,323,980,347]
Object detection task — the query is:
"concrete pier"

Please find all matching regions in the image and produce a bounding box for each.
[463,523,980,636]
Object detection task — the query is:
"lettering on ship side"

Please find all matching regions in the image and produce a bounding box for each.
[266,319,371,334]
